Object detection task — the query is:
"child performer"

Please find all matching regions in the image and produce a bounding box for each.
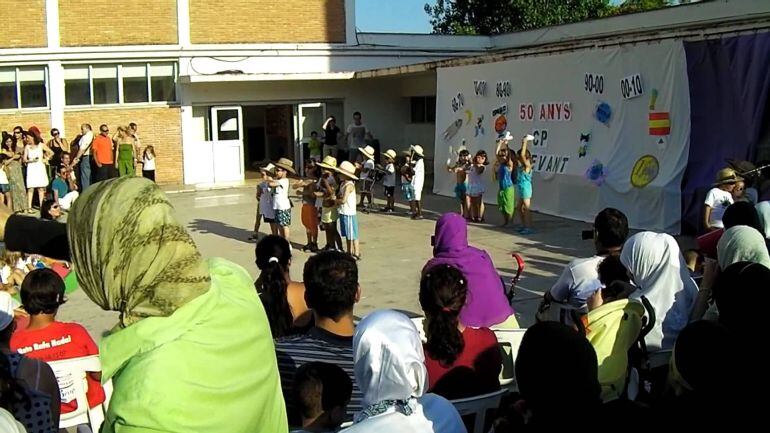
[381,149,397,213]
[357,145,376,212]
[317,156,344,251]
[336,161,361,260]
[447,149,471,218]
[400,152,415,215]
[268,158,297,244]
[515,135,534,234]
[494,147,516,227]
[297,160,321,252]
[468,150,489,223]
[410,144,426,220]
[250,163,278,241]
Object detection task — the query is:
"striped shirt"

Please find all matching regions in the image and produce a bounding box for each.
[275,327,361,424]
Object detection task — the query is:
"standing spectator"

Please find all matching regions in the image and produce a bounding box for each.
[308,131,322,162]
[345,112,371,163]
[0,133,15,209]
[5,130,27,213]
[128,122,141,154]
[51,165,79,211]
[322,116,341,160]
[141,145,156,181]
[114,126,137,177]
[73,123,94,191]
[92,124,114,182]
[46,128,68,180]
[275,251,362,424]
[23,131,53,212]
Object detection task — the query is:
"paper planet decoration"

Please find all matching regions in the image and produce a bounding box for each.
[494,115,507,134]
[630,155,659,188]
[596,102,612,125]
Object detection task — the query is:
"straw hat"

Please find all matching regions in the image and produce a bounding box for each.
[382,149,397,161]
[317,155,338,170]
[712,167,743,186]
[335,161,359,180]
[273,158,296,174]
[410,144,425,157]
[358,145,375,159]
[259,163,276,174]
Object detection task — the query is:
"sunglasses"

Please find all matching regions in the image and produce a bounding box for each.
[100,129,109,133]
[13,131,22,135]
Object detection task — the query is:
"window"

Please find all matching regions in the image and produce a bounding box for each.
[410,96,436,123]
[64,66,90,106]
[92,65,118,105]
[0,66,48,110]
[150,63,176,102]
[122,64,148,103]
[63,62,177,106]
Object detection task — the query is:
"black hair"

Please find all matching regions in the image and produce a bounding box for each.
[303,251,358,320]
[99,124,108,132]
[458,149,470,157]
[723,201,762,232]
[305,160,321,179]
[353,111,361,117]
[713,261,770,333]
[61,151,71,159]
[594,208,629,250]
[50,128,59,136]
[20,268,66,315]
[129,122,137,129]
[597,255,631,301]
[475,150,487,159]
[255,235,293,339]
[293,361,352,420]
[419,265,467,366]
[40,199,58,220]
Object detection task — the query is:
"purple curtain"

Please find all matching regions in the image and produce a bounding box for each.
[681,32,770,235]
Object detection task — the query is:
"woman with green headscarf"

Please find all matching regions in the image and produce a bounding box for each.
[717,225,770,270]
[0,177,288,433]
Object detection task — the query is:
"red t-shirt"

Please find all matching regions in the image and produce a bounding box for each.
[424,327,502,400]
[10,321,106,413]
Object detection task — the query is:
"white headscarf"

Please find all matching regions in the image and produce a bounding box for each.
[717,225,770,270]
[620,232,698,351]
[755,201,770,239]
[0,408,26,433]
[344,310,466,433]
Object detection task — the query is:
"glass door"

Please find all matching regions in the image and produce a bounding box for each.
[211,106,244,183]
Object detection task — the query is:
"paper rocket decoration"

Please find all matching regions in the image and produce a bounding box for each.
[578,133,591,158]
[475,115,485,137]
[443,119,463,141]
[585,159,607,186]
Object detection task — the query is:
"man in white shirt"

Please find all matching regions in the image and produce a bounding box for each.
[704,167,742,231]
[544,208,629,314]
[73,123,94,191]
[345,112,371,163]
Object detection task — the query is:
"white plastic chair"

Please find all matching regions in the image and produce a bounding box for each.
[450,389,508,433]
[492,328,526,391]
[47,355,110,432]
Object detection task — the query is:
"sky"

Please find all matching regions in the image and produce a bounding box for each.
[355,0,632,34]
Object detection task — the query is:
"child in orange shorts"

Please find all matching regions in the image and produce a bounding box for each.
[297,160,321,252]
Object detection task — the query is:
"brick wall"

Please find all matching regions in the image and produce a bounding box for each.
[63,106,182,184]
[0,0,47,48]
[59,0,178,46]
[0,111,52,136]
[189,0,345,44]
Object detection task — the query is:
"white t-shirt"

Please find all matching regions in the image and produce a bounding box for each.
[0,166,8,184]
[339,181,357,216]
[79,131,94,156]
[362,159,375,180]
[383,163,396,187]
[346,123,369,149]
[143,154,156,171]
[704,187,734,229]
[272,178,291,211]
[259,182,275,219]
[549,255,605,309]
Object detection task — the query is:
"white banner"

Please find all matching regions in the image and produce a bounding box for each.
[434,41,690,233]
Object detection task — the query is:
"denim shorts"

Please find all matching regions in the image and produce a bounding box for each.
[0,184,9,194]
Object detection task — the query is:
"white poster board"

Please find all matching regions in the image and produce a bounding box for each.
[434,41,690,233]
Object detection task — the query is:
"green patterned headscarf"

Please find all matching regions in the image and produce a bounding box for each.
[67,177,211,327]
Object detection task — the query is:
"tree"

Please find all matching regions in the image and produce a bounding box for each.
[425,0,672,35]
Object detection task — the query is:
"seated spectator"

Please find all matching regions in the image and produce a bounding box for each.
[713,261,770,334]
[51,165,79,211]
[291,362,352,433]
[716,225,770,270]
[423,213,515,328]
[511,322,602,429]
[419,265,501,399]
[683,249,703,276]
[704,168,741,231]
[697,201,763,259]
[39,199,61,221]
[586,255,634,312]
[343,310,466,433]
[1,178,288,432]
[10,268,105,414]
[545,208,629,313]
[255,235,311,338]
[276,251,362,425]
[620,232,698,351]
[0,291,60,433]
[756,201,770,239]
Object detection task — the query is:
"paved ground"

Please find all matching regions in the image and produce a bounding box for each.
[59,182,601,341]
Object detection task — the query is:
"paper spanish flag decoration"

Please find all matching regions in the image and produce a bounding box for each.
[649,112,670,135]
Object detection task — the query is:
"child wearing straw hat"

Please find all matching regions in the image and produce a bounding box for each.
[357,145,376,212]
[704,167,743,231]
[317,155,344,251]
[250,163,278,240]
[409,144,426,220]
[382,149,397,213]
[335,161,361,260]
[268,158,296,244]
